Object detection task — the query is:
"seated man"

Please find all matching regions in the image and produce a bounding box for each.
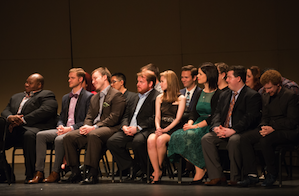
[63,67,126,184]
[0,73,58,183]
[28,68,93,183]
[238,70,299,187]
[107,70,160,181]
[201,65,262,186]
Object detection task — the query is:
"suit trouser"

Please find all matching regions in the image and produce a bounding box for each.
[2,126,39,178]
[36,129,67,173]
[107,130,152,174]
[201,131,241,181]
[64,127,115,169]
[241,129,298,176]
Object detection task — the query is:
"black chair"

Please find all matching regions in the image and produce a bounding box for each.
[253,142,298,187]
[81,147,111,179]
[11,142,55,180]
[0,117,12,185]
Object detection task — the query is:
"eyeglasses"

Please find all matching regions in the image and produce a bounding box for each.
[111,80,121,84]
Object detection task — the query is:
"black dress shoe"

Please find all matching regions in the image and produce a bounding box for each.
[261,173,276,187]
[189,179,203,185]
[237,176,259,187]
[61,172,82,183]
[79,175,99,185]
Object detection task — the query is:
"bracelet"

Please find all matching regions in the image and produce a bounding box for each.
[196,124,200,128]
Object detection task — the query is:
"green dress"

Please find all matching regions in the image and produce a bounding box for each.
[167,91,215,168]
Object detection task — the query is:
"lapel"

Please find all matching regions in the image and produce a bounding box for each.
[138,89,154,114]
[21,91,41,112]
[222,89,232,115]
[233,86,247,111]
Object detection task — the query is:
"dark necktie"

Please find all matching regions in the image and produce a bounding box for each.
[224,92,238,128]
[69,93,79,99]
[186,91,190,108]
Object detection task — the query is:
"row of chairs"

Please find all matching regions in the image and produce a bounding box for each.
[1,115,298,187]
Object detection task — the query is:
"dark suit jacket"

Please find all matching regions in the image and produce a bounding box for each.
[259,87,299,136]
[210,85,262,133]
[189,89,223,125]
[57,89,93,130]
[180,86,201,123]
[121,89,160,136]
[121,90,138,126]
[84,87,126,132]
[1,90,58,130]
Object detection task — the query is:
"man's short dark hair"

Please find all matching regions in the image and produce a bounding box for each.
[181,65,198,78]
[112,72,127,88]
[227,65,246,84]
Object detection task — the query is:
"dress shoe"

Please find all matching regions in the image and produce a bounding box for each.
[24,176,32,184]
[43,171,60,183]
[28,171,44,184]
[204,177,227,186]
[79,174,99,185]
[61,172,82,183]
[227,181,238,186]
[237,176,259,187]
[189,179,203,185]
[261,173,276,187]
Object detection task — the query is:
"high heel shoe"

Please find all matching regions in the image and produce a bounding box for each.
[151,176,162,184]
[189,169,207,185]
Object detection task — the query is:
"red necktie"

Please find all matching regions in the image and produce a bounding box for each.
[224,92,238,128]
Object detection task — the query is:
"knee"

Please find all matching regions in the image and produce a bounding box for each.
[23,131,36,141]
[147,136,156,149]
[54,136,64,146]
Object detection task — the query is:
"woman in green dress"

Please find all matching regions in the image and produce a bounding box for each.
[168,62,222,184]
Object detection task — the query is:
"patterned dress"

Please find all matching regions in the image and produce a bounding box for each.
[167,91,215,168]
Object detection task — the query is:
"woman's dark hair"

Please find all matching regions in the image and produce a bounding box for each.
[200,62,218,90]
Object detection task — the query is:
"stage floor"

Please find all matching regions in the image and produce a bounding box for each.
[1,163,299,196]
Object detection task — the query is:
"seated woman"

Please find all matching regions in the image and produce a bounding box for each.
[147,70,186,184]
[246,66,262,92]
[215,62,229,91]
[168,62,222,184]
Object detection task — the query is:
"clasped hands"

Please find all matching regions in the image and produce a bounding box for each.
[259,126,274,137]
[56,125,72,136]
[79,125,95,135]
[123,126,137,136]
[214,125,236,138]
[7,115,24,132]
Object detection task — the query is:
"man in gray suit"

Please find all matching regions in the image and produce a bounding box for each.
[63,67,126,184]
[1,73,58,183]
[201,66,262,186]
[28,68,93,184]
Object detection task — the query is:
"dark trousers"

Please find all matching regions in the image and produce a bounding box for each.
[0,123,39,178]
[63,127,115,169]
[107,129,153,174]
[241,128,298,176]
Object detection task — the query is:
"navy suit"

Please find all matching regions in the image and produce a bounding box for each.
[180,86,201,123]
[35,89,93,173]
[1,90,58,178]
[107,89,160,174]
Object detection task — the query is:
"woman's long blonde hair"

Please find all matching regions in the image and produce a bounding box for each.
[160,70,180,103]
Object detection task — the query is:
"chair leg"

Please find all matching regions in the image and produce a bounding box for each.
[279,149,283,188]
[11,147,16,182]
[147,156,150,183]
[289,150,293,180]
[111,156,115,183]
[178,156,182,184]
[49,148,53,174]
